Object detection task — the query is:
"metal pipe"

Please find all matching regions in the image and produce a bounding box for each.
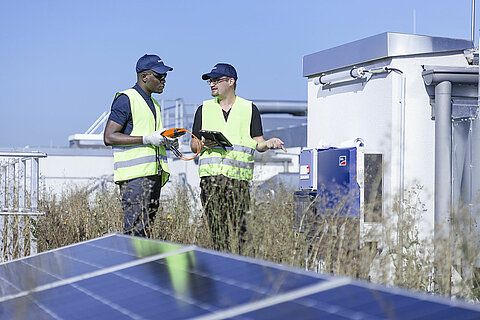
[180,99,184,130]
[473,86,480,240]
[252,100,307,116]
[0,152,47,158]
[468,119,473,216]
[434,81,453,241]
[0,166,5,209]
[18,159,26,212]
[7,161,14,211]
[85,111,109,134]
[399,72,406,210]
[313,67,366,86]
[175,100,179,128]
[31,157,39,212]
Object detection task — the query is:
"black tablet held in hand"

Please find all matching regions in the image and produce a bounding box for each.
[199,130,233,149]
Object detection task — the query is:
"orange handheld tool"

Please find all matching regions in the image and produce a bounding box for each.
[161,128,201,161]
[162,128,187,139]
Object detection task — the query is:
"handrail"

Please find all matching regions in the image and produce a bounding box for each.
[0,152,47,215]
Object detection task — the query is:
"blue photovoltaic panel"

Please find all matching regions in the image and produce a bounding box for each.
[0,234,479,319]
[0,234,182,297]
[241,284,480,319]
[0,243,327,319]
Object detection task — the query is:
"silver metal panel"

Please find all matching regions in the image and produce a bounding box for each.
[303,32,474,77]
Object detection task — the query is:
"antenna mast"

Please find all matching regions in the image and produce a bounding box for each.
[472,0,476,43]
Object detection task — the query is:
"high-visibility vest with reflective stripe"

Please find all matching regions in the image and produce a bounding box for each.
[198,97,257,181]
[113,89,169,185]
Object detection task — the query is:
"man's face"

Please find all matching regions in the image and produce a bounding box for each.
[208,76,231,97]
[144,71,167,94]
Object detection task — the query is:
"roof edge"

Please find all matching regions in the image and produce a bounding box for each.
[303,32,473,77]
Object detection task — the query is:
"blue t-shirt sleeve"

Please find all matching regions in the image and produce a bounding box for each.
[108,94,131,128]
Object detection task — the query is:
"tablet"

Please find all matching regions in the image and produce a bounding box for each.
[198,130,233,149]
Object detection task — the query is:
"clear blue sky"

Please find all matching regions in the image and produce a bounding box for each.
[0,0,477,147]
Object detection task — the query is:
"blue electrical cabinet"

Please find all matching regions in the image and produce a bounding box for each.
[295,147,360,230]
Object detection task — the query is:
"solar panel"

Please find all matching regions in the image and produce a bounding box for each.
[0,233,478,319]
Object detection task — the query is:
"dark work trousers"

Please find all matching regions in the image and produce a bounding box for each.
[119,175,162,237]
[200,175,250,252]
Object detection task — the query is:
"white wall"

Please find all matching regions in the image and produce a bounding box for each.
[39,154,114,196]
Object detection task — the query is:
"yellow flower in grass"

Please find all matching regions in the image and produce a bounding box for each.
[167,215,173,220]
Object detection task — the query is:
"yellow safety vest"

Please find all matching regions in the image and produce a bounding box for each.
[198,96,257,181]
[112,88,169,185]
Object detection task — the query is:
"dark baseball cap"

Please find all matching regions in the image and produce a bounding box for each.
[202,63,237,80]
[136,54,173,74]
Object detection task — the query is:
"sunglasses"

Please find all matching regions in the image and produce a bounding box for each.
[147,73,167,81]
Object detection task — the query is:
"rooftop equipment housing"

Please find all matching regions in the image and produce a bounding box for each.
[302,32,477,252]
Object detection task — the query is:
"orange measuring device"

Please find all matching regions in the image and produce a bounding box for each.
[161,128,201,161]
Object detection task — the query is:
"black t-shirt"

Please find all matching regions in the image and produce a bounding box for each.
[191,103,263,139]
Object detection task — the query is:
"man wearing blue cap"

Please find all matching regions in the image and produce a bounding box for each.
[104,54,177,237]
[190,63,286,252]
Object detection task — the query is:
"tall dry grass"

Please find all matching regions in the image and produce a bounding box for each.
[34,186,123,251]
[1,180,479,301]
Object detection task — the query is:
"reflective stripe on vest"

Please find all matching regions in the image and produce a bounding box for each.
[198,97,257,181]
[209,144,256,154]
[113,89,169,184]
[198,157,254,170]
[113,145,168,161]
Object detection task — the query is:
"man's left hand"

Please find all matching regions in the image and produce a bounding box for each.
[266,138,287,152]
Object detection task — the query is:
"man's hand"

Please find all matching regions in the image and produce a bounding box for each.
[143,129,166,146]
[143,129,179,148]
[253,136,287,153]
[266,138,287,152]
[202,138,218,149]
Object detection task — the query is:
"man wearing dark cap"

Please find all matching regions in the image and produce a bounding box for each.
[104,54,177,237]
[190,63,286,252]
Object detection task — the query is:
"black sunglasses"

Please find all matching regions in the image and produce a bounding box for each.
[147,73,167,81]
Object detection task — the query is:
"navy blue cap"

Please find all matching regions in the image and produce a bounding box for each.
[136,54,173,74]
[202,63,237,80]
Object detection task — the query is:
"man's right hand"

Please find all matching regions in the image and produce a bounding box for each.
[143,130,180,148]
[143,129,166,147]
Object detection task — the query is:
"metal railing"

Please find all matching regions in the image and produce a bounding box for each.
[0,152,47,215]
[159,98,196,147]
[0,151,47,260]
